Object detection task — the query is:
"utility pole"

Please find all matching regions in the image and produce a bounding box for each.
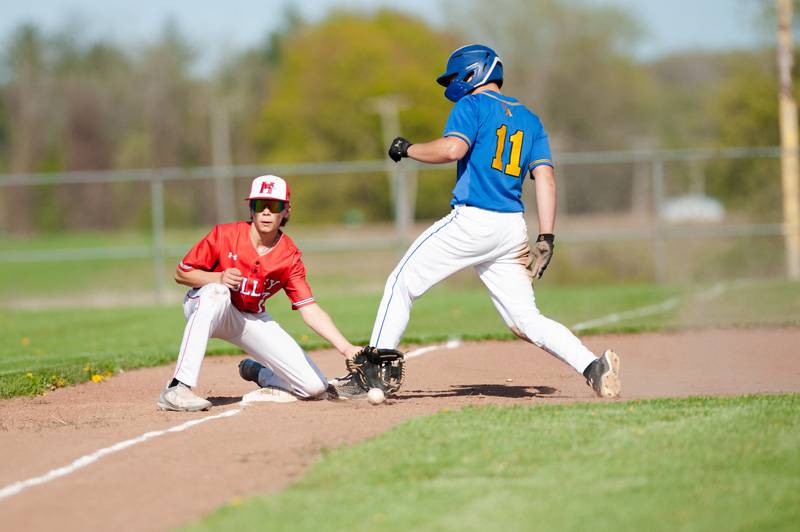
[369,96,415,247]
[777,0,800,279]
[211,99,236,223]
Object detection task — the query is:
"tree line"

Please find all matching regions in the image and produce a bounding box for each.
[0,0,794,232]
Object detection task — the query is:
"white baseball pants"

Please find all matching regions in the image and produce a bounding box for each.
[370,205,597,374]
[172,283,327,398]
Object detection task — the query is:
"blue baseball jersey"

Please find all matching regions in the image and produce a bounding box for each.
[443,91,553,213]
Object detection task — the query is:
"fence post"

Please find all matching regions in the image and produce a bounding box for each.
[557,168,568,218]
[151,179,167,303]
[777,0,800,279]
[651,159,666,283]
[394,167,413,245]
[369,96,410,252]
[406,166,418,233]
[211,101,236,223]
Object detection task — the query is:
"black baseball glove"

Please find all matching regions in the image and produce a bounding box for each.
[344,346,405,395]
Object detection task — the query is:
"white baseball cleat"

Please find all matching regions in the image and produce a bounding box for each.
[241,386,298,404]
[583,349,621,398]
[157,383,212,411]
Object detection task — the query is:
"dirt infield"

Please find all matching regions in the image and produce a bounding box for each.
[1,328,798,531]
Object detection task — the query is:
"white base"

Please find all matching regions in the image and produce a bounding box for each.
[241,387,298,404]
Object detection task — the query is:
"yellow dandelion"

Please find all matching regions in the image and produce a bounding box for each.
[91,374,105,383]
[21,337,31,347]
[229,496,242,507]
[25,372,34,379]
[49,375,67,389]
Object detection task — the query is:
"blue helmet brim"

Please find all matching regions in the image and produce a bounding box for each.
[436,72,455,88]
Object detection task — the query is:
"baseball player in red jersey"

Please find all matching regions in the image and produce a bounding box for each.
[158,174,361,411]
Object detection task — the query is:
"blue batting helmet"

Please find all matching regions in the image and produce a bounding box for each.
[436,44,504,102]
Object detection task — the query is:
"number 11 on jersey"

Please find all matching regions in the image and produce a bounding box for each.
[491,125,524,177]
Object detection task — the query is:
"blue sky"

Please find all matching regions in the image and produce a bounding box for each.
[601,0,768,58]
[0,0,771,64]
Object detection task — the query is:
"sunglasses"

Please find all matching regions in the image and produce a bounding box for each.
[250,199,287,213]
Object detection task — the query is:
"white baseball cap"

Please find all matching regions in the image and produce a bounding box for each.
[246,174,290,202]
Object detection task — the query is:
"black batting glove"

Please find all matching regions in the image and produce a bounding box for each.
[388,137,412,162]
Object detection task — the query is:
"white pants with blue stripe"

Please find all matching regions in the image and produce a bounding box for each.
[369,205,597,374]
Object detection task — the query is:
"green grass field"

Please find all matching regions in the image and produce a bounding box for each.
[2,233,798,532]
[188,394,800,531]
[1,279,798,398]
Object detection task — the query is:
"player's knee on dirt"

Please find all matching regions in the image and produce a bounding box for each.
[296,378,327,399]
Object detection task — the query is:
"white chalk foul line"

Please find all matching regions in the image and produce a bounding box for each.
[404,339,462,360]
[0,408,241,502]
[0,342,462,503]
[571,282,730,332]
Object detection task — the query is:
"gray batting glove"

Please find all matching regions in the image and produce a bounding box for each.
[531,234,555,279]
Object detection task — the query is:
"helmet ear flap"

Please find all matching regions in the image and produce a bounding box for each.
[444,80,474,102]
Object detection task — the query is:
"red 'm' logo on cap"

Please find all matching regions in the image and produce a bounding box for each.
[260,181,275,194]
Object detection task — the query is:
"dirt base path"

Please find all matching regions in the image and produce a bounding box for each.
[1,328,798,531]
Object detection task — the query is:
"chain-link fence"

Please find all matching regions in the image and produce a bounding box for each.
[0,146,795,306]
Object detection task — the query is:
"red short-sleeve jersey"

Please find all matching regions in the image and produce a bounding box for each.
[178,221,314,313]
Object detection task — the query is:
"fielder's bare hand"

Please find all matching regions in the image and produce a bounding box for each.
[343,345,362,360]
[220,268,244,290]
[531,234,555,279]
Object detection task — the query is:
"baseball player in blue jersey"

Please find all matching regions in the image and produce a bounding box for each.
[353,44,620,398]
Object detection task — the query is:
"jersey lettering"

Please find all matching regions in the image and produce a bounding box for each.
[233,277,282,298]
[248,279,260,297]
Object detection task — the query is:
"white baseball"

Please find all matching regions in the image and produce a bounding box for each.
[367,388,385,405]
